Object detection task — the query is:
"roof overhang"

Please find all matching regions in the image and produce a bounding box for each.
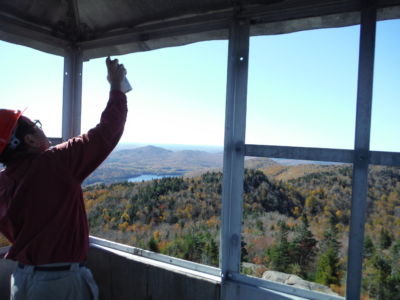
[1,1,400,60]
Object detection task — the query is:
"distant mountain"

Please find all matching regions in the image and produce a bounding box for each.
[261,163,347,182]
[108,145,173,162]
[271,158,341,166]
[245,157,278,169]
[115,143,223,153]
[85,145,223,185]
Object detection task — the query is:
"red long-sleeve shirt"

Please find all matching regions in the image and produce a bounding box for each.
[0,90,127,265]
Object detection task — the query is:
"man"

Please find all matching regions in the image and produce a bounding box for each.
[0,56,128,299]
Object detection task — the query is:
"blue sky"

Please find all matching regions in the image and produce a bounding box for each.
[1,19,399,152]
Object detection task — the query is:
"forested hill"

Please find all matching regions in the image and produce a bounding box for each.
[85,165,400,237]
[84,165,400,298]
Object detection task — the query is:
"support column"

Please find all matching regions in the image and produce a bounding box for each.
[62,47,83,140]
[220,18,250,300]
[346,1,376,299]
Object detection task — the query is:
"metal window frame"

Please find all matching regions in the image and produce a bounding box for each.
[61,2,397,299]
[346,2,377,299]
[220,18,250,300]
[218,1,399,300]
[62,46,83,140]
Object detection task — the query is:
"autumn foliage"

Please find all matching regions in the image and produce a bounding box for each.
[80,165,399,298]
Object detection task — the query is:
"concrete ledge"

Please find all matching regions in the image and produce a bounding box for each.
[87,244,221,300]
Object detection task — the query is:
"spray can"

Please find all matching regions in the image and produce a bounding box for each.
[121,76,132,93]
[107,75,132,93]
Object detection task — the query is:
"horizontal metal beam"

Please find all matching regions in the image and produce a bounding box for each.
[245,144,354,163]
[0,12,67,56]
[370,150,400,166]
[245,144,400,166]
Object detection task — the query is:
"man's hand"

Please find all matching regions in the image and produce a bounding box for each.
[106,56,127,92]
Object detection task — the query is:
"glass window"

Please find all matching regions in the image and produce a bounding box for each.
[81,41,227,267]
[0,41,63,138]
[241,157,351,297]
[362,165,400,298]
[246,27,360,149]
[371,20,400,152]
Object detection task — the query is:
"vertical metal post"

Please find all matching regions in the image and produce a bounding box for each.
[346,2,376,299]
[62,46,83,139]
[220,18,250,300]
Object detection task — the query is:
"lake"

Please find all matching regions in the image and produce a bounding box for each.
[128,174,177,183]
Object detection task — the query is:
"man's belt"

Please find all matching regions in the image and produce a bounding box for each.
[18,262,85,272]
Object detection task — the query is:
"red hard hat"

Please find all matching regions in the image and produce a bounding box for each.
[0,109,22,155]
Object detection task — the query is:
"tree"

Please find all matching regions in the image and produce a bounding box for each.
[364,238,400,299]
[205,237,219,267]
[379,228,392,250]
[363,235,375,259]
[292,214,317,276]
[267,221,292,272]
[241,240,249,263]
[368,255,394,299]
[315,218,341,286]
[148,236,159,252]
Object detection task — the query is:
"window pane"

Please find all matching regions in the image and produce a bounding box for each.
[246,27,359,149]
[82,41,227,146]
[241,157,350,297]
[82,41,227,267]
[371,20,400,152]
[361,165,400,299]
[0,41,63,137]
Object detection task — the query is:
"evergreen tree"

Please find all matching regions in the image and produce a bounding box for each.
[391,239,400,274]
[315,218,341,286]
[364,239,400,299]
[379,228,392,250]
[148,236,159,252]
[363,235,375,259]
[292,214,317,276]
[267,221,292,272]
[315,247,340,286]
[368,254,393,300]
[204,237,219,267]
[241,240,249,263]
[185,231,204,262]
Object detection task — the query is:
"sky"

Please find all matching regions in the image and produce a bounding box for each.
[0,19,399,152]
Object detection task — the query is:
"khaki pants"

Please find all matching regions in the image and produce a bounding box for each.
[10,263,99,300]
